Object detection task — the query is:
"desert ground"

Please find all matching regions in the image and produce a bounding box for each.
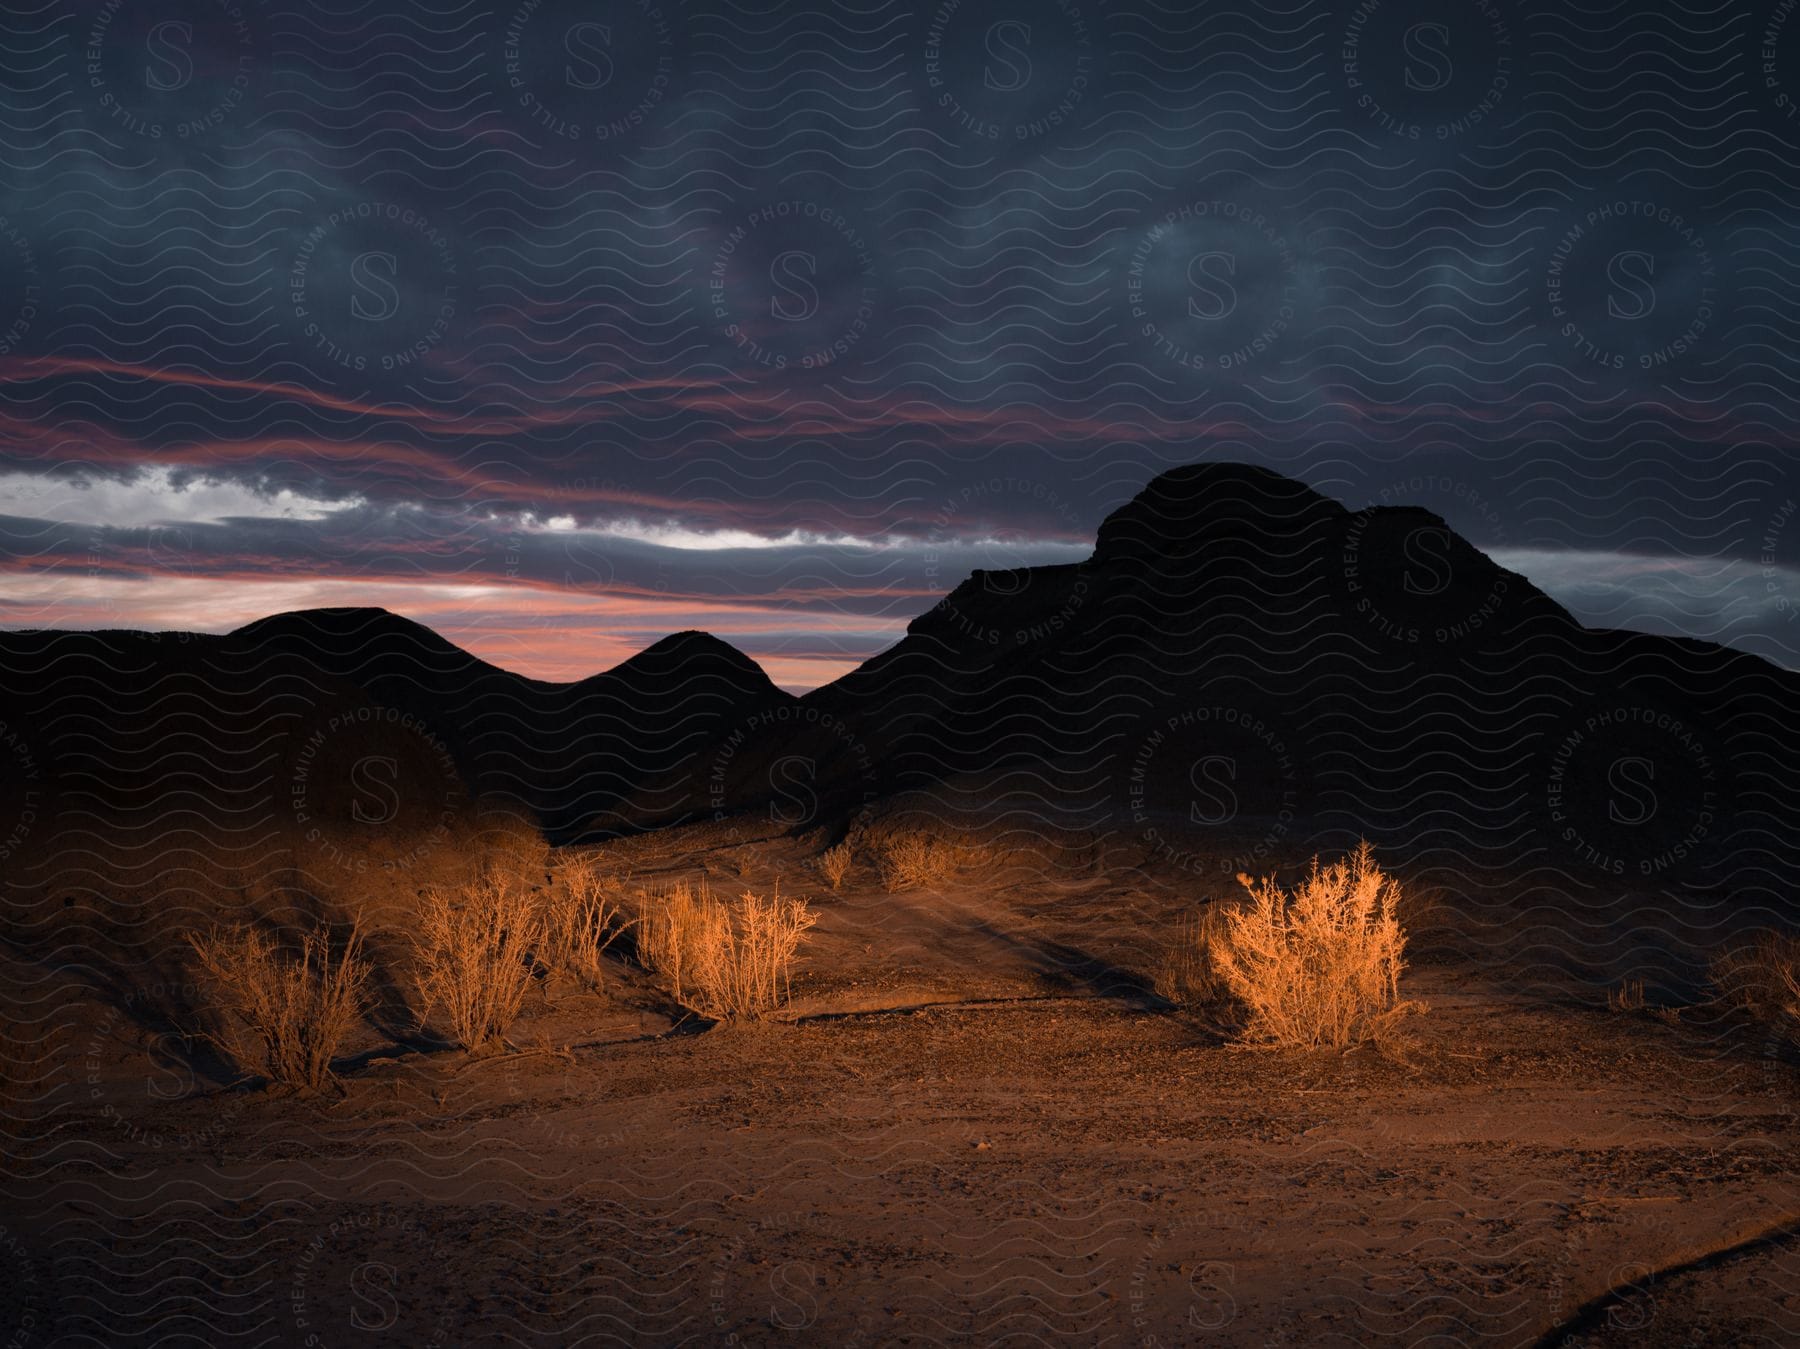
[2,814,1797,1348]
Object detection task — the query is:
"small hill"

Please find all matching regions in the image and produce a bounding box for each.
[0,608,791,871]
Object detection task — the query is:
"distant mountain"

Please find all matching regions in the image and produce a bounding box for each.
[3,462,1795,912]
[0,608,790,860]
[224,608,788,836]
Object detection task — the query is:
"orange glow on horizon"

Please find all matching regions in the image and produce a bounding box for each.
[0,571,883,693]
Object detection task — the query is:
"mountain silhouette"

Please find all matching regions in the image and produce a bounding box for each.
[0,608,789,870]
[2,462,1794,910]
[223,608,789,835]
[764,462,1793,901]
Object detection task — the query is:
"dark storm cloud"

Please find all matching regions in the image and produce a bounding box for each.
[0,0,1796,681]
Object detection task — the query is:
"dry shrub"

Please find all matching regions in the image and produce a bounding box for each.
[412,871,541,1050]
[817,841,853,892]
[1212,841,1419,1049]
[700,886,818,1020]
[876,832,960,891]
[186,919,371,1088]
[1711,932,1800,1029]
[636,880,720,1008]
[540,851,631,989]
[1607,978,1647,1013]
[637,880,817,1020]
[1154,906,1228,1007]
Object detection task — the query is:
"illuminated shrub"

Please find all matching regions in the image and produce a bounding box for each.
[541,851,631,990]
[187,919,371,1087]
[1212,842,1417,1049]
[817,840,853,891]
[411,872,540,1051]
[875,833,960,892]
[638,880,816,1020]
[1711,931,1800,1040]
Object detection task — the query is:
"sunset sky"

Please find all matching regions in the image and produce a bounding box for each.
[4,0,1798,690]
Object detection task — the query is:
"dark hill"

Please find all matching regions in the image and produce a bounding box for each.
[720,461,1798,906]
[0,608,790,867]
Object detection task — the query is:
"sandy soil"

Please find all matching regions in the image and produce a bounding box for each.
[3,821,1797,1347]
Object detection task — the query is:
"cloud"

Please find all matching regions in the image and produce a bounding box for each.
[0,466,355,529]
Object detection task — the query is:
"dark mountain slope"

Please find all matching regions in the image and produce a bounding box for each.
[720,462,1798,912]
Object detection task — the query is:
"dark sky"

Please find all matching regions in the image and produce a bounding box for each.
[2,0,1797,689]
